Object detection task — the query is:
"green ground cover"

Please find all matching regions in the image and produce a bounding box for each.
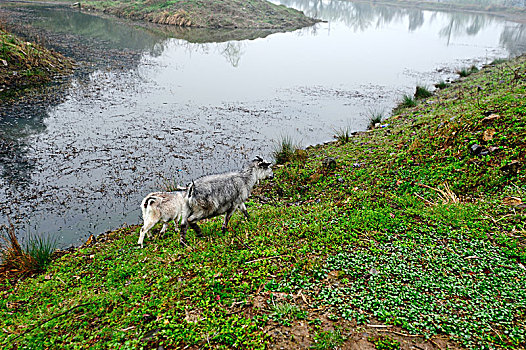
[0,27,73,94]
[1,57,525,348]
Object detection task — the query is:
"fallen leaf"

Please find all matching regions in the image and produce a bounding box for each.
[481,114,500,123]
[503,196,523,206]
[483,128,495,142]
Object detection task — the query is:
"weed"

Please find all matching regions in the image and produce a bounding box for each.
[334,126,352,143]
[367,108,384,129]
[270,302,306,325]
[458,65,479,77]
[369,335,400,350]
[414,85,432,99]
[272,135,301,164]
[435,80,449,89]
[394,94,417,111]
[0,221,57,275]
[312,328,345,350]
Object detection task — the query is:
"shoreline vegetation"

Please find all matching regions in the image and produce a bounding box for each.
[56,0,319,29]
[1,55,525,348]
[0,26,74,96]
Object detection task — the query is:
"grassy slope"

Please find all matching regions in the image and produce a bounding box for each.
[78,0,318,29]
[0,27,74,94]
[1,58,525,349]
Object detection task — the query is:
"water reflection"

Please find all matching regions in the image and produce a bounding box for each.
[278,0,494,35]
[277,0,526,52]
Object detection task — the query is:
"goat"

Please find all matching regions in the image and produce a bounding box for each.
[138,189,188,248]
[179,156,273,244]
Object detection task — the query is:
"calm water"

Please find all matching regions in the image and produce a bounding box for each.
[1,0,525,247]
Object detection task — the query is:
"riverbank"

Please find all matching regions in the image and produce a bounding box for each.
[0,26,74,97]
[20,0,320,29]
[2,55,525,348]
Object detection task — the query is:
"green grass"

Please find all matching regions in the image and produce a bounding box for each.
[369,335,400,350]
[1,56,525,349]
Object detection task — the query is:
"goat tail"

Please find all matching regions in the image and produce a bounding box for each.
[141,194,161,219]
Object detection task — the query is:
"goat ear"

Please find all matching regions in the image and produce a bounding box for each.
[254,156,263,162]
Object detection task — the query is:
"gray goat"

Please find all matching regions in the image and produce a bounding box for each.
[179,156,273,244]
[138,189,186,248]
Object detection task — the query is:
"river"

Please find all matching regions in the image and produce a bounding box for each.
[1,0,525,247]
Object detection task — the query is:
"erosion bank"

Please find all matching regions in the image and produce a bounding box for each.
[0,26,74,97]
[1,57,525,348]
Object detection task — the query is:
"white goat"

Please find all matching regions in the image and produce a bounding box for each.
[138,189,186,248]
[179,156,273,244]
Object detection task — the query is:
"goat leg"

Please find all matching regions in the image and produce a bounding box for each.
[222,209,235,234]
[180,223,188,245]
[238,203,250,220]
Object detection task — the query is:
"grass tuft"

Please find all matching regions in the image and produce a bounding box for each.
[1,220,57,276]
[394,94,417,112]
[369,335,401,350]
[312,328,345,350]
[414,85,433,99]
[272,135,301,164]
[367,108,384,129]
[334,126,353,143]
[160,178,185,192]
[435,80,449,89]
[458,65,479,77]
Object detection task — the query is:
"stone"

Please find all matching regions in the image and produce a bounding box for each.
[500,160,520,176]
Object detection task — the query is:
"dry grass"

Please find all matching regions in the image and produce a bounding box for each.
[0,220,57,279]
[418,182,460,205]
